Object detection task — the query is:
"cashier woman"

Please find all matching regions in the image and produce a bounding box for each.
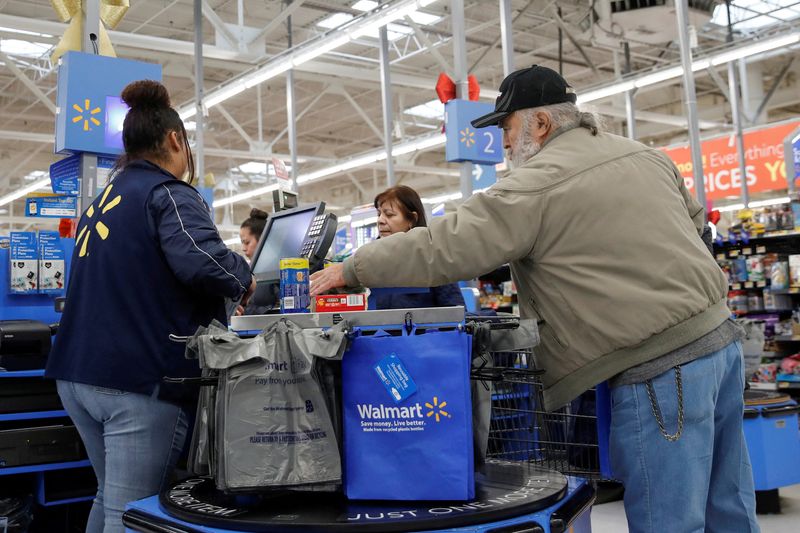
[46,80,255,533]
[372,185,464,309]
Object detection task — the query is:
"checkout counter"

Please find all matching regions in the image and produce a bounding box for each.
[120,202,596,532]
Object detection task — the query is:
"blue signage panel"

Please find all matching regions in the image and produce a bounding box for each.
[55,51,162,156]
[472,164,497,190]
[50,154,81,196]
[26,196,78,218]
[445,99,503,165]
[793,132,800,183]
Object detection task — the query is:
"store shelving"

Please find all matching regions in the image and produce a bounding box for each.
[0,410,68,422]
[773,336,800,342]
[748,382,779,391]
[0,367,95,505]
[0,460,91,477]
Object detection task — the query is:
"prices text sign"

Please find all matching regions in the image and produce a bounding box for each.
[661,121,799,201]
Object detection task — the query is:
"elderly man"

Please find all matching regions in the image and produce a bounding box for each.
[311,65,759,533]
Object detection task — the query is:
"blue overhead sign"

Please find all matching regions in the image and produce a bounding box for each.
[50,154,80,196]
[472,164,497,190]
[445,99,503,165]
[26,196,78,218]
[55,51,162,156]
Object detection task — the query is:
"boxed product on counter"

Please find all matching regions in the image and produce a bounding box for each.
[313,294,368,313]
[9,232,38,294]
[38,231,65,295]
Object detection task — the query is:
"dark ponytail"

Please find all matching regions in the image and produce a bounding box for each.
[114,80,194,183]
[240,208,269,240]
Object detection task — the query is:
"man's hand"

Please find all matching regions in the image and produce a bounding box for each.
[310,263,346,296]
[234,305,245,316]
[241,276,256,307]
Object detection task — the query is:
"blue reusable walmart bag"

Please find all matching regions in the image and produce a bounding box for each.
[342,326,474,500]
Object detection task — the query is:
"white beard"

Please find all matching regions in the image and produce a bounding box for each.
[508,137,541,169]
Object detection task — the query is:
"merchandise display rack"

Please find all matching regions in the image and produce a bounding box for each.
[714,232,800,392]
[0,368,94,505]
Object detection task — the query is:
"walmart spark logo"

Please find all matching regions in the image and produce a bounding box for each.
[76,184,122,258]
[459,127,475,148]
[425,397,450,423]
[72,99,102,131]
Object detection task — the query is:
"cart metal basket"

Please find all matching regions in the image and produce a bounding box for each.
[468,317,614,481]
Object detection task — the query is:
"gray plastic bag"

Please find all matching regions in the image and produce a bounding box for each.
[187,319,350,492]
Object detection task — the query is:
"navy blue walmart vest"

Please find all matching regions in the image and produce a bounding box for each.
[46,161,223,405]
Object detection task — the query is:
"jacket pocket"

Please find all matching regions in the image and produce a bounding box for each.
[540,323,568,353]
[528,297,568,353]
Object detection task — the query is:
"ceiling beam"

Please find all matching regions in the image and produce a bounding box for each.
[0,51,56,114]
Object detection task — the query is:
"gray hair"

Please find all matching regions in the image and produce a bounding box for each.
[518,102,602,136]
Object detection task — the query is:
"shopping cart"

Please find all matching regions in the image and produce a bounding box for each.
[468,316,614,481]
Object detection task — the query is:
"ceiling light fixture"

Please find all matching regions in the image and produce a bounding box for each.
[421,191,463,204]
[0,177,51,207]
[178,0,443,119]
[297,133,445,185]
[214,184,280,208]
[577,31,800,105]
[715,196,791,212]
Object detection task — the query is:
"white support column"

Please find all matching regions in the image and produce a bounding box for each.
[379,24,396,187]
[728,61,749,207]
[79,0,100,211]
[675,0,706,209]
[194,0,205,189]
[451,0,472,200]
[499,0,514,76]
[286,2,298,189]
[623,42,636,140]
[739,60,765,124]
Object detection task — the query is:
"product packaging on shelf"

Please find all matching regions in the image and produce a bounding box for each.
[746,255,765,282]
[38,231,65,295]
[8,232,38,294]
[728,290,748,315]
[790,255,800,287]
[732,258,749,283]
[770,261,790,290]
[764,291,792,311]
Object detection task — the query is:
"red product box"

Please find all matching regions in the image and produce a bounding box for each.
[315,294,368,313]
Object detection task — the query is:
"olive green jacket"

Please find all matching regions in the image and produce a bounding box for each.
[343,126,729,410]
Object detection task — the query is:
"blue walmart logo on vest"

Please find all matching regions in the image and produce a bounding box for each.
[76,184,123,258]
[72,98,102,132]
[356,396,451,423]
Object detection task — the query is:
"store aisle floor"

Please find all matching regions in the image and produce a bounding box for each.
[591,484,800,532]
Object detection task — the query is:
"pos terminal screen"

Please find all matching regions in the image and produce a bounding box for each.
[251,208,317,281]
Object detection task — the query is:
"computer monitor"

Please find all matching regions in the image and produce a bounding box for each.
[251,202,325,284]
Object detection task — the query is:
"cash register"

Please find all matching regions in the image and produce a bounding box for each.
[249,202,337,309]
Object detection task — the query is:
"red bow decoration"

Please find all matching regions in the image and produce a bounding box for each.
[59,218,77,238]
[435,73,480,103]
[708,210,721,225]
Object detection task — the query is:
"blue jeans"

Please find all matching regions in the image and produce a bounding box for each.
[610,342,759,533]
[56,381,188,533]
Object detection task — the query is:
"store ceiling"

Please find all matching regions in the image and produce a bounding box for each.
[0,0,799,239]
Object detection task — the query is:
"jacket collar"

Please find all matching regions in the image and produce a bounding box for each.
[127,159,179,181]
[537,123,580,153]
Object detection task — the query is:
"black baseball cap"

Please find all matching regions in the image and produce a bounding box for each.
[471,65,577,128]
